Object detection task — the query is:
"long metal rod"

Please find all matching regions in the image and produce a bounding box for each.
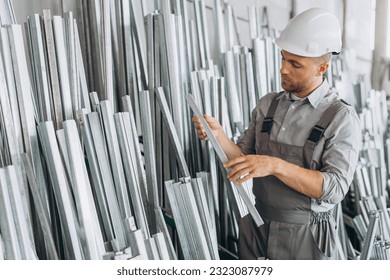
[155,206,177,260]
[52,16,73,120]
[186,94,264,227]
[155,87,190,178]
[4,166,37,259]
[360,210,380,260]
[181,182,211,259]
[74,20,91,112]
[0,168,23,259]
[21,154,58,260]
[121,96,149,217]
[77,109,115,243]
[37,121,83,259]
[42,10,63,129]
[64,12,79,118]
[63,120,104,259]
[98,101,132,220]
[0,47,20,167]
[139,90,159,234]
[8,24,47,236]
[165,180,192,259]
[191,178,219,259]
[86,112,127,249]
[114,112,150,240]
[27,14,52,123]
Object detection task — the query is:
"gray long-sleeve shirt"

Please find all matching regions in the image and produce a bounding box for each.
[237,79,361,212]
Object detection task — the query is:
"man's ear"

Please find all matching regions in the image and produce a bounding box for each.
[318,63,329,75]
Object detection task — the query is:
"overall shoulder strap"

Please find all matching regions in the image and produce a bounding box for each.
[303,99,349,169]
[261,92,283,134]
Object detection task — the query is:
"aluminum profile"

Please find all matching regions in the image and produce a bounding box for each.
[0,168,23,259]
[155,207,177,260]
[98,101,133,220]
[77,109,115,243]
[37,121,83,259]
[21,154,58,260]
[52,16,73,120]
[114,112,150,240]
[139,90,159,234]
[186,94,264,227]
[63,120,105,259]
[86,112,127,249]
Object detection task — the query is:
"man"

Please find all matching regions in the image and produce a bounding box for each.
[192,8,361,259]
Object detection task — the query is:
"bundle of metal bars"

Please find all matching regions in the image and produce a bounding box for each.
[330,48,390,260]
[0,5,178,259]
[150,1,277,255]
[0,0,288,259]
[4,0,383,261]
[349,89,390,260]
[165,176,219,259]
[0,0,15,26]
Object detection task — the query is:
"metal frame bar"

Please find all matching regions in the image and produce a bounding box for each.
[139,90,159,233]
[86,112,127,249]
[37,121,83,259]
[0,168,23,259]
[186,94,264,227]
[52,16,73,120]
[360,210,380,260]
[63,120,105,259]
[155,206,177,260]
[21,154,58,260]
[77,109,114,243]
[98,101,132,219]
[156,87,190,178]
[114,112,150,240]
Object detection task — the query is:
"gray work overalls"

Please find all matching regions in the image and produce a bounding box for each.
[238,93,348,260]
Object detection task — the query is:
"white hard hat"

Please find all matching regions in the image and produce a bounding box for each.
[275,7,342,57]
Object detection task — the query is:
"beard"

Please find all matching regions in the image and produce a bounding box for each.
[281,76,305,94]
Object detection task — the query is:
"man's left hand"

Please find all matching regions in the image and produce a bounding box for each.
[224,154,276,185]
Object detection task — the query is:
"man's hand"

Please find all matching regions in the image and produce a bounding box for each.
[224,154,324,199]
[224,154,276,184]
[192,114,223,141]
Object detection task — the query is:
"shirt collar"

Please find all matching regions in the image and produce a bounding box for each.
[307,79,330,108]
[279,78,330,108]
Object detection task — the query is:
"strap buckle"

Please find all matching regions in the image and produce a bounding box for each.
[308,125,325,143]
[261,118,273,134]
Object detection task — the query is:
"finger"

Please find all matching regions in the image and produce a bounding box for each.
[234,172,253,185]
[227,166,252,182]
[192,116,202,125]
[194,123,204,131]
[224,155,247,168]
[196,130,209,141]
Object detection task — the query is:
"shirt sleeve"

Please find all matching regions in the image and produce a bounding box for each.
[320,106,361,204]
[237,107,257,155]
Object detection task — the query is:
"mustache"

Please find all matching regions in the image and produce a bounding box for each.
[281,75,292,83]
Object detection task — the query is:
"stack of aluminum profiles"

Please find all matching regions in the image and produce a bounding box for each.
[165,176,219,260]
[0,0,15,25]
[352,91,390,260]
[0,4,176,259]
[344,84,390,259]
[0,0,330,260]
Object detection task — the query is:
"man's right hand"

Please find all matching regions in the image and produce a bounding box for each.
[192,114,223,141]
